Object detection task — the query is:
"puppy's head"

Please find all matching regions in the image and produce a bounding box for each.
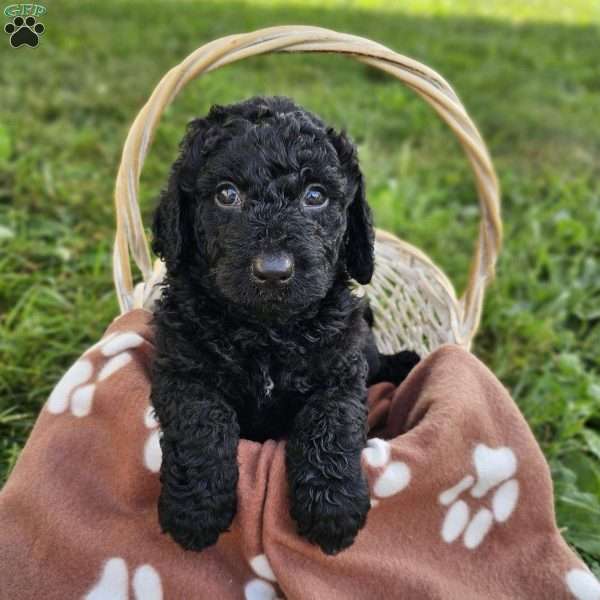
[152,96,374,319]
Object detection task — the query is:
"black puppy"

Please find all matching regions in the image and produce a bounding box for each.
[150,96,418,555]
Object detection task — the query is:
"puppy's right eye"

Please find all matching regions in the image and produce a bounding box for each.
[215,183,242,208]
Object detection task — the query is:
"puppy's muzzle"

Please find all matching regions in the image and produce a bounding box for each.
[252,252,294,285]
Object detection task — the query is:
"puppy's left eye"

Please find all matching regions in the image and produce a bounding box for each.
[215,182,242,208]
[302,185,328,209]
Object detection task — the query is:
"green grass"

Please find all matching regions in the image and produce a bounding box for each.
[1,0,599,574]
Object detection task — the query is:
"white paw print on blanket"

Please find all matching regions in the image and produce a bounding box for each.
[439,444,519,550]
[143,406,162,473]
[362,438,411,507]
[46,332,143,417]
[244,554,283,600]
[85,557,162,600]
[565,567,600,600]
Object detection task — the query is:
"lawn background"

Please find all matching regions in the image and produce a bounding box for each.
[0,0,599,574]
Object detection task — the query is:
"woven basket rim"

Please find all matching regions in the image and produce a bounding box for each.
[112,25,502,345]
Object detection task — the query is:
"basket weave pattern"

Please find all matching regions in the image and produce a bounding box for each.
[112,26,502,355]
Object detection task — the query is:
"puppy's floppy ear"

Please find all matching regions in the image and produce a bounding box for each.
[152,118,211,272]
[327,128,375,285]
[346,173,375,284]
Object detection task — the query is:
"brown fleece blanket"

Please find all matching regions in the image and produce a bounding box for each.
[1,309,598,600]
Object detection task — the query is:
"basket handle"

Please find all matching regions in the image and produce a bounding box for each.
[113,25,502,342]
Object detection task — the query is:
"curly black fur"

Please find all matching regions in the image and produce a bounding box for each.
[150,96,419,555]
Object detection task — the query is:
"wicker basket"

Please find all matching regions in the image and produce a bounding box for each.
[112,25,502,357]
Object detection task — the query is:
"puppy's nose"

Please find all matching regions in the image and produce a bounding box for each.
[252,253,294,284]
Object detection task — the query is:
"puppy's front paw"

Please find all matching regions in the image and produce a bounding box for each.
[290,474,370,555]
[158,485,237,551]
[157,445,238,551]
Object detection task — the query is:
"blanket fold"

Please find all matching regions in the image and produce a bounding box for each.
[0,309,596,600]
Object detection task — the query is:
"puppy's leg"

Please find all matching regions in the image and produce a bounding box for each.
[370,349,420,386]
[286,373,370,555]
[151,376,239,551]
[362,303,420,385]
[362,327,381,383]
